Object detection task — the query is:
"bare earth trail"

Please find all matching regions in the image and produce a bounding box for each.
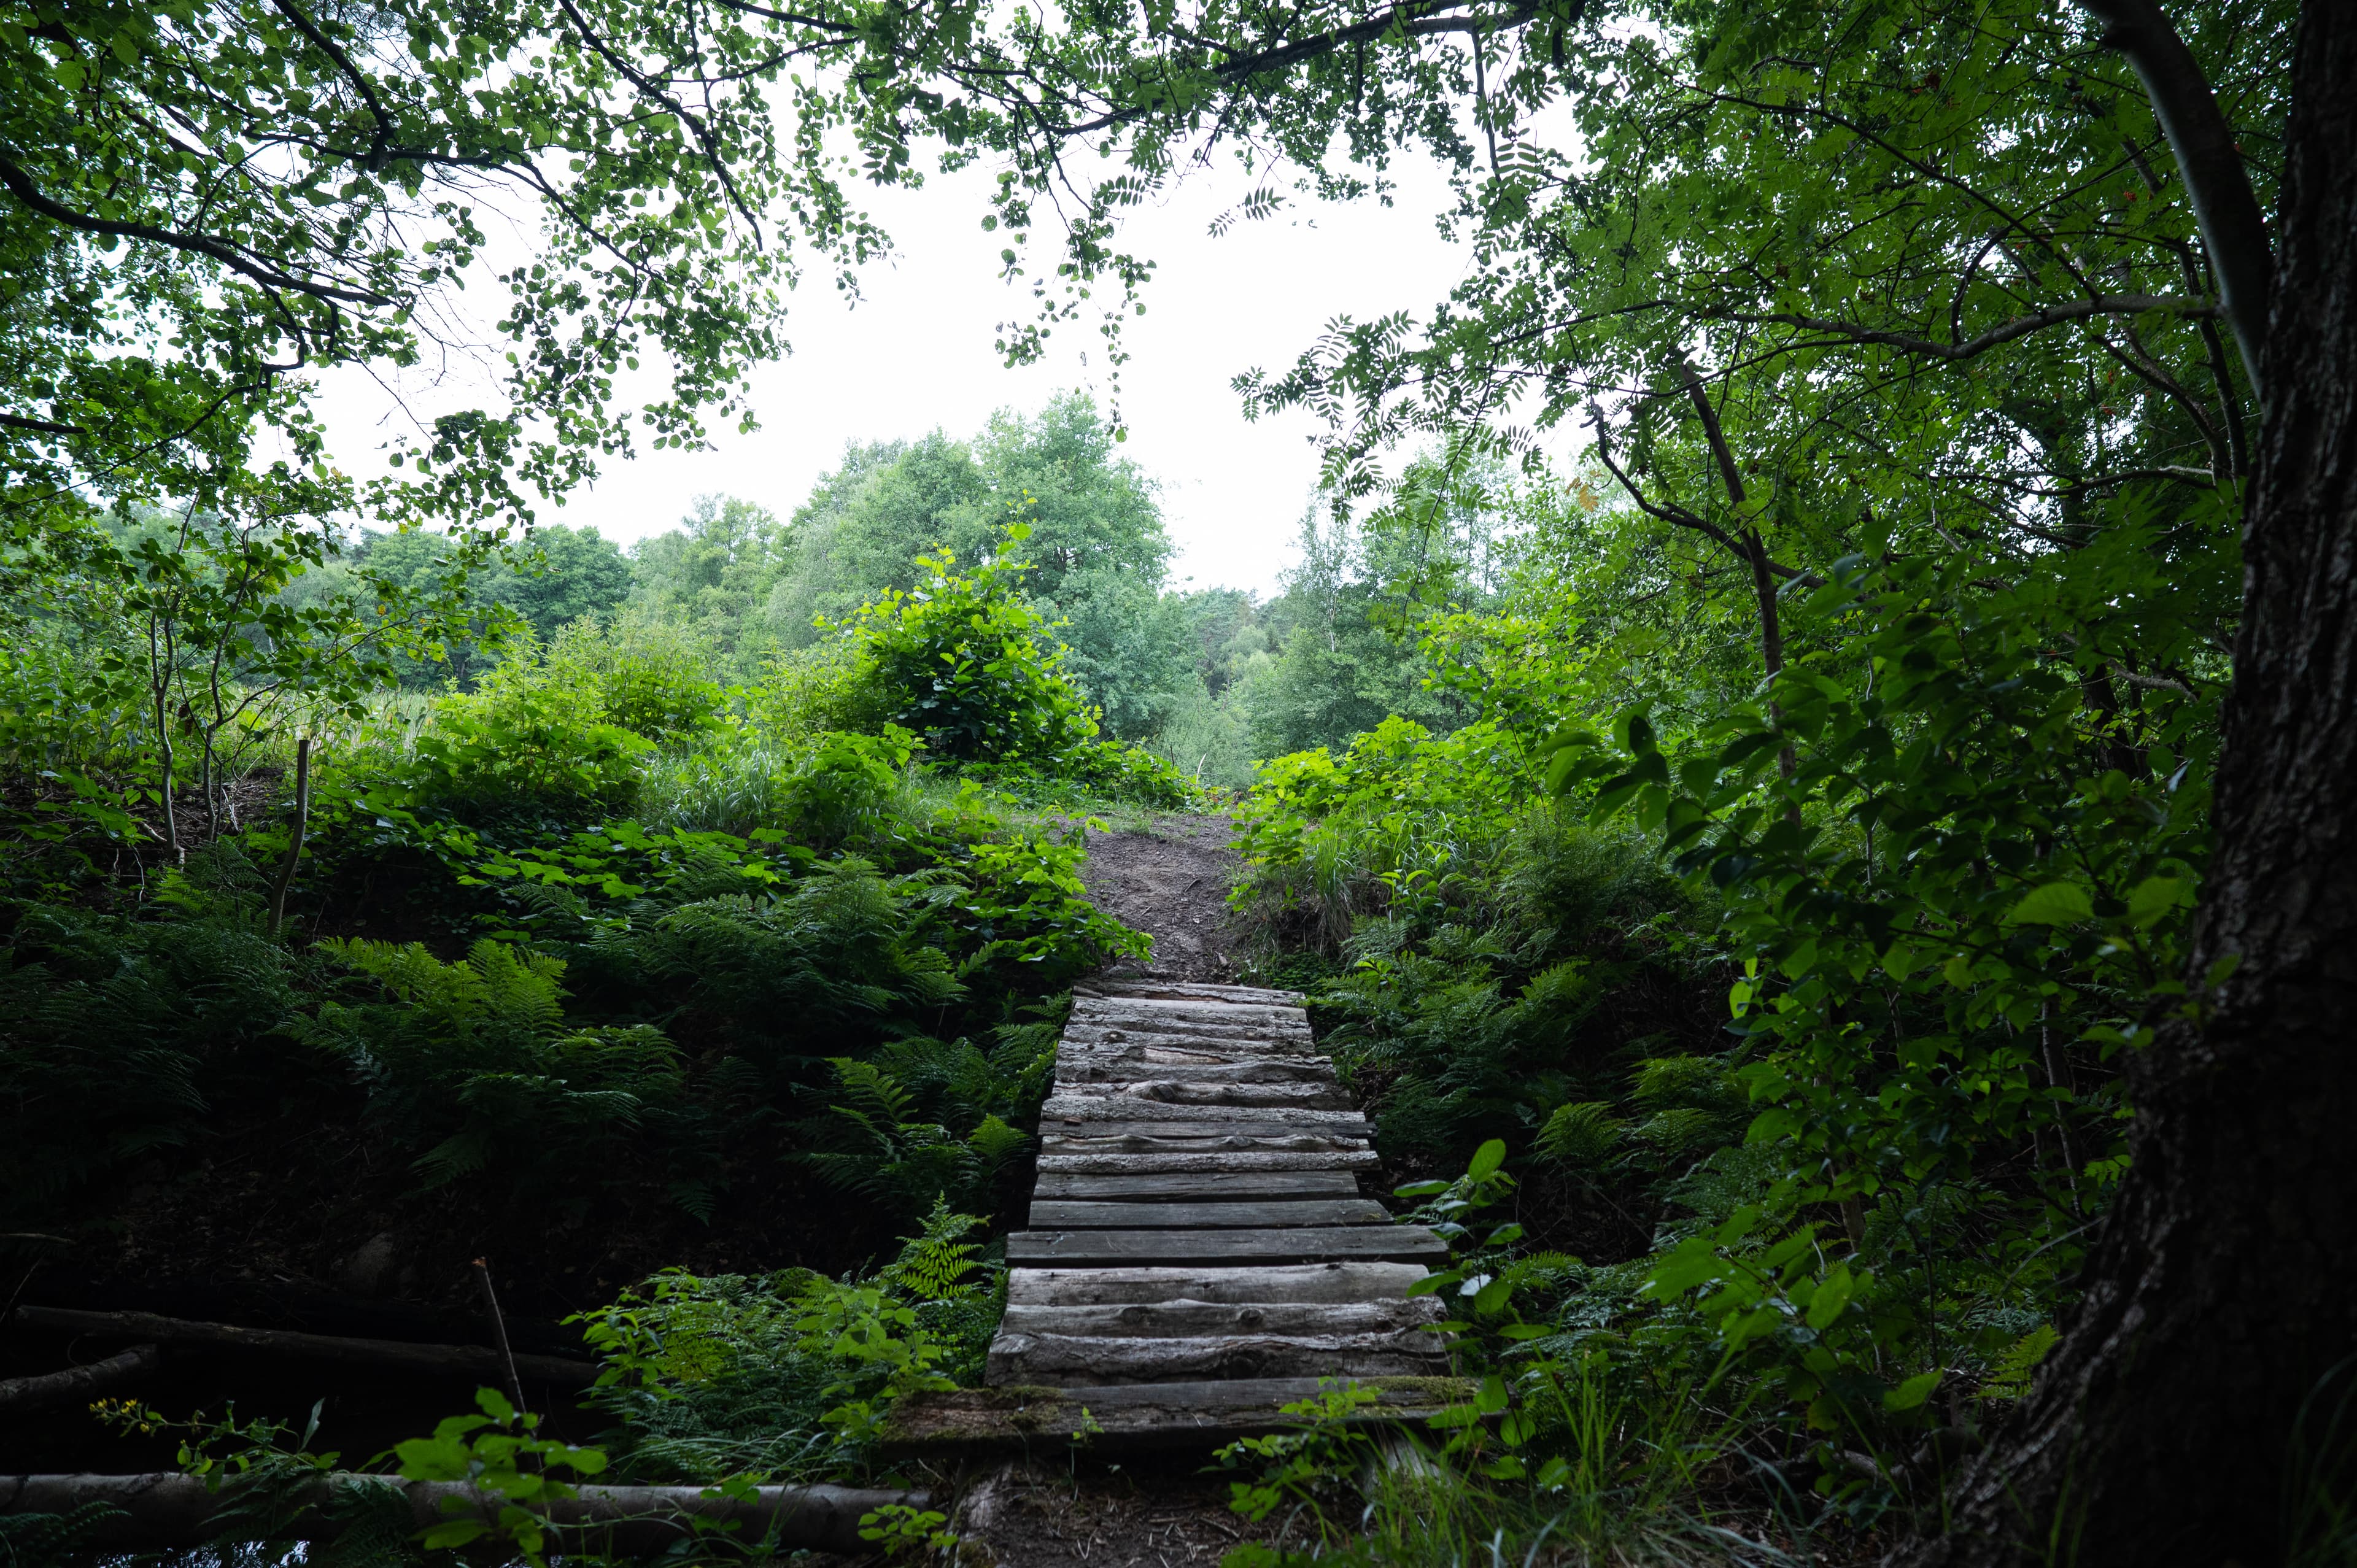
[1069,813,1251,983]
[888,816,1461,1566]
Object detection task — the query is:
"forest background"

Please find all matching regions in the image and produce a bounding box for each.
[0,0,2348,1564]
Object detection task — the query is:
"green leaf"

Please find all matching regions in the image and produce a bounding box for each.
[2127,876,2188,928]
[1466,1138,1506,1181]
[421,1521,489,1549]
[2007,882,2094,925]
[1884,1370,1941,1411]
[1804,1264,1854,1331]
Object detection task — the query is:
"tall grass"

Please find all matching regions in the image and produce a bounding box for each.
[1225,1357,1813,1568]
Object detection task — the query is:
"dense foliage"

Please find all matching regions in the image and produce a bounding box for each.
[1,0,2338,1555]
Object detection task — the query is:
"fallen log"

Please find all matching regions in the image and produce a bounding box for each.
[12,1307,597,1388]
[0,1473,926,1557]
[0,1345,164,1413]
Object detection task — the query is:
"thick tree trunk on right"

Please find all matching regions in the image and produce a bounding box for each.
[1916,5,2357,1563]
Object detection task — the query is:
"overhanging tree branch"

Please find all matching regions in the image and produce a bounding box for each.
[0,158,393,309]
[2075,0,2273,399]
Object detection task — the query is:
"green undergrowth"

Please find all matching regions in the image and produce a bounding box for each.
[1219,527,2226,1554]
[0,544,1176,1254]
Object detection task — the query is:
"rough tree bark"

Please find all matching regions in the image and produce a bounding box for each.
[1918,4,2357,1563]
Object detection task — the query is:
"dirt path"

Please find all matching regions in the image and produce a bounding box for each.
[1074,813,1248,981]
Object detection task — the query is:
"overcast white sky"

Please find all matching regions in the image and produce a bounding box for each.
[314,152,1482,598]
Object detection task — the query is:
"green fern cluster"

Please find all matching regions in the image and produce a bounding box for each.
[0,871,306,1224]
[799,1025,1056,1218]
[300,937,693,1208]
[571,1200,1000,1484]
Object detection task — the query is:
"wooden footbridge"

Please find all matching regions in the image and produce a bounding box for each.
[885,979,1465,1455]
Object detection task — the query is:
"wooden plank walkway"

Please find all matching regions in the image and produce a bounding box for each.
[882,980,1462,1455]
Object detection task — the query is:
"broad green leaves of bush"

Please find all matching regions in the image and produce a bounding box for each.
[848,531,1098,767]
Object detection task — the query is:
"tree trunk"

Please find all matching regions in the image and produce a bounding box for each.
[1918,6,2357,1563]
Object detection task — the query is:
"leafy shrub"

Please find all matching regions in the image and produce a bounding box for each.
[966,736,1203,810]
[846,535,1097,765]
[403,665,650,813]
[573,1201,999,1481]
[542,615,729,738]
[1234,717,1536,949]
[751,634,891,737]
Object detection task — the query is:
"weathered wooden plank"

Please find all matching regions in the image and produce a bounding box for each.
[879,1377,1470,1455]
[1061,1025,1324,1056]
[1007,1262,1432,1307]
[1028,1198,1393,1229]
[1050,1079,1352,1110]
[986,1330,1446,1386]
[1005,1227,1447,1267]
[1032,1169,1361,1201]
[1068,1012,1307,1034]
[1072,997,1307,1023]
[1000,1298,1444,1339]
[1040,1129,1368,1154]
[1083,981,1307,1006]
[1043,1126,1367,1148]
[1039,1097,1367,1129]
[1068,1006,1314,1035]
[1037,1150,1381,1175]
[1056,1054,1337,1086]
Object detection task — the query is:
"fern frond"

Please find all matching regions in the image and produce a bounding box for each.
[1536,1101,1624,1168]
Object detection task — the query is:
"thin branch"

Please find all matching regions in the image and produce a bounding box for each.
[1710,295,2215,362]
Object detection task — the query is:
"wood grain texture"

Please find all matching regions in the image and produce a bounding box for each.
[1055,1055,1337,1085]
[1028,1198,1393,1229]
[1032,1170,1362,1200]
[1006,1262,1433,1307]
[880,1377,1471,1454]
[1061,1025,1323,1054]
[1005,1227,1447,1267]
[986,1330,1446,1386]
[1038,1097,1368,1129]
[1035,1150,1381,1174]
[1001,1298,1444,1338]
[1040,1130,1369,1154]
[1082,982,1306,1006]
[1050,1079,1353,1110]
